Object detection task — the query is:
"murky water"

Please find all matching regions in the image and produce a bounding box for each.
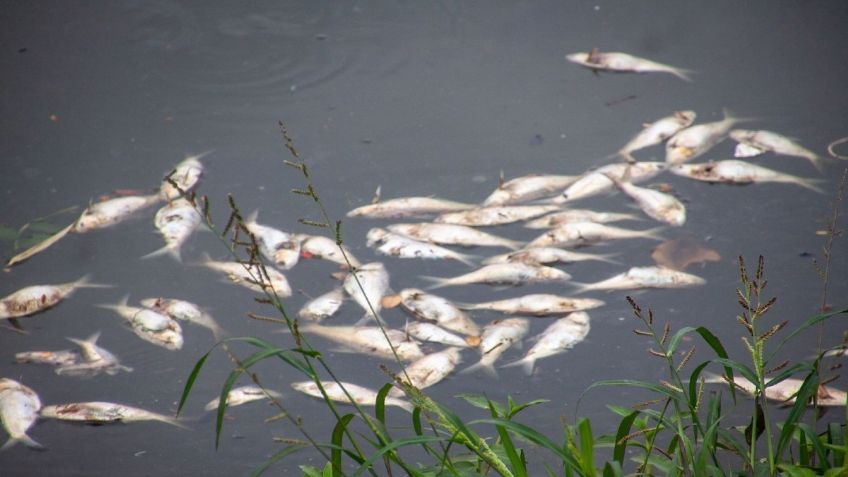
[2,2,847,475]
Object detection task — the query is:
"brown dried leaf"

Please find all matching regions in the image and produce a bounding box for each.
[652,235,721,271]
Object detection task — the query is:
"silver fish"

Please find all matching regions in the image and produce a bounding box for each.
[243,211,301,270]
[0,275,110,320]
[0,378,42,450]
[198,254,293,296]
[524,209,641,229]
[423,263,571,289]
[397,288,480,336]
[366,228,476,266]
[389,348,463,397]
[503,312,591,374]
[347,197,474,219]
[300,323,424,362]
[526,222,664,248]
[405,322,475,348]
[14,350,80,366]
[572,266,706,294]
[291,381,413,412]
[72,194,161,234]
[456,294,605,316]
[39,402,185,428]
[669,160,824,193]
[142,198,201,261]
[297,234,361,267]
[614,111,697,162]
[435,205,561,227]
[159,152,208,201]
[97,296,184,350]
[552,162,667,204]
[730,129,823,171]
[665,110,741,164]
[139,297,226,340]
[57,331,133,377]
[605,173,686,226]
[482,247,619,266]
[204,385,282,411]
[704,373,846,407]
[298,287,345,322]
[462,318,530,377]
[566,49,692,81]
[482,174,578,206]
[343,262,391,323]
[387,223,523,250]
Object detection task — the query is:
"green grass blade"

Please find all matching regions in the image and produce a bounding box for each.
[456,393,507,416]
[487,399,526,477]
[796,423,829,467]
[577,418,596,477]
[250,444,306,476]
[766,308,848,361]
[586,379,680,401]
[470,418,582,472]
[776,373,819,458]
[332,414,355,477]
[612,410,638,464]
[177,349,212,415]
[666,326,697,354]
[777,463,818,477]
[375,383,392,427]
[351,436,445,477]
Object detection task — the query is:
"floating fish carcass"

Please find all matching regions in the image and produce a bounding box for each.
[566,49,692,81]
[389,348,463,397]
[462,318,530,377]
[299,323,424,362]
[140,297,226,340]
[423,263,571,289]
[571,266,706,294]
[387,223,523,250]
[72,194,161,234]
[503,312,591,374]
[0,275,110,320]
[703,373,847,407]
[298,287,345,322]
[296,234,361,267]
[552,162,667,204]
[159,152,208,201]
[142,198,201,261]
[366,228,477,266]
[204,385,282,411]
[665,110,741,164]
[347,196,474,218]
[291,381,413,412]
[198,255,293,296]
[397,288,480,336]
[343,262,391,323]
[523,209,641,229]
[526,222,664,249]
[98,297,184,350]
[435,205,561,227]
[0,378,42,450]
[482,247,619,266]
[56,331,133,377]
[243,211,301,270]
[604,172,686,226]
[405,322,476,348]
[39,402,185,427]
[730,129,823,171]
[669,160,824,193]
[456,294,604,316]
[14,350,80,366]
[482,174,578,206]
[614,111,697,162]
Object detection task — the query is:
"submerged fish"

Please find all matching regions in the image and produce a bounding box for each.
[243,211,301,270]
[456,294,605,316]
[56,331,133,377]
[435,205,561,227]
[14,350,80,367]
[198,255,293,296]
[139,297,226,340]
[665,110,741,164]
[605,172,686,226]
[524,209,641,229]
[390,348,463,397]
[462,318,530,377]
[503,312,591,374]
[669,160,824,193]
[423,263,571,289]
[704,373,847,407]
[614,111,697,162]
[572,266,706,294]
[0,378,42,450]
[300,323,424,362]
[143,198,201,261]
[552,162,667,204]
[397,289,480,336]
[291,381,413,412]
[347,197,474,219]
[204,385,282,411]
[159,152,207,201]
[566,49,692,81]
[72,194,161,234]
[97,296,184,350]
[298,287,345,322]
[39,402,185,427]
[482,174,578,206]
[296,234,361,267]
[366,228,476,266]
[482,247,619,266]
[526,222,664,249]
[388,223,523,250]
[730,129,823,171]
[405,322,475,348]
[343,262,391,323]
[0,275,110,320]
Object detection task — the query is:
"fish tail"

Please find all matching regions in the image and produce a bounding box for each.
[96,294,130,312]
[140,245,181,262]
[504,239,525,251]
[808,155,827,174]
[451,301,479,311]
[642,226,667,241]
[210,324,229,342]
[73,274,114,289]
[593,253,622,265]
[245,209,259,224]
[155,415,190,430]
[669,67,694,82]
[420,276,456,290]
[67,330,101,348]
[793,177,826,194]
[453,252,479,267]
[2,434,44,451]
[460,360,498,378]
[569,282,595,295]
[501,357,536,375]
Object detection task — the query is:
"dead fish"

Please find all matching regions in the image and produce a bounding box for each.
[604,172,686,226]
[56,331,133,377]
[243,211,301,270]
[503,312,591,374]
[571,266,706,294]
[300,323,424,362]
[343,262,391,323]
[730,129,823,171]
[614,111,697,162]
[704,373,846,407]
[669,160,824,193]
[405,322,475,348]
[204,385,282,411]
[72,194,161,234]
[296,234,361,267]
[159,152,208,201]
[435,205,561,227]
[651,236,720,271]
[482,174,578,206]
[97,296,184,350]
[524,209,641,229]
[483,247,620,266]
[526,222,665,248]
[397,288,480,336]
[15,350,80,366]
[39,402,185,428]
[462,318,530,377]
[366,228,477,267]
[297,287,345,322]
[197,254,293,296]
[0,275,111,320]
[389,348,463,397]
[456,294,605,316]
[291,381,413,412]
[347,197,474,218]
[566,49,692,81]
[0,378,42,450]
[142,198,201,261]
[139,297,226,340]
[665,110,741,164]
[552,162,667,204]
[387,223,523,250]
[423,263,571,289]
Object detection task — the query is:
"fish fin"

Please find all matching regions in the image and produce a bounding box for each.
[669,67,694,82]
[501,357,536,375]
[450,301,477,311]
[2,434,44,451]
[96,294,130,312]
[460,360,498,378]
[720,107,756,126]
[371,185,382,204]
[498,170,505,188]
[140,245,180,262]
[420,276,455,290]
[354,312,385,326]
[643,226,667,241]
[454,252,479,267]
[67,330,102,348]
[245,209,259,225]
[155,415,190,430]
[568,282,595,295]
[72,274,114,289]
[504,239,525,251]
[593,253,622,265]
[793,177,827,194]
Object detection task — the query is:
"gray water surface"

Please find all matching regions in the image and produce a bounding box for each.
[2,2,847,475]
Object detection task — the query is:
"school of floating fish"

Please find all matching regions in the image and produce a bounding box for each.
[1,53,844,451]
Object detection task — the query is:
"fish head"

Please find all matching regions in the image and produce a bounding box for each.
[665,146,694,164]
[365,228,388,246]
[291,381,317,394]
[567,311,591,325]
[674,111,697,126]
[138,297,163,309]
[72,214,101,233]
[398,288,424,302]
[565,52,587,63]
[729,129,756,142]
[274,245,301,269]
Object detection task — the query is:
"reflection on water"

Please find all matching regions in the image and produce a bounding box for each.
[1,1,847,475]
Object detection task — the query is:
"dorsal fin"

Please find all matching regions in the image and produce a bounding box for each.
[370,185,382,204]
